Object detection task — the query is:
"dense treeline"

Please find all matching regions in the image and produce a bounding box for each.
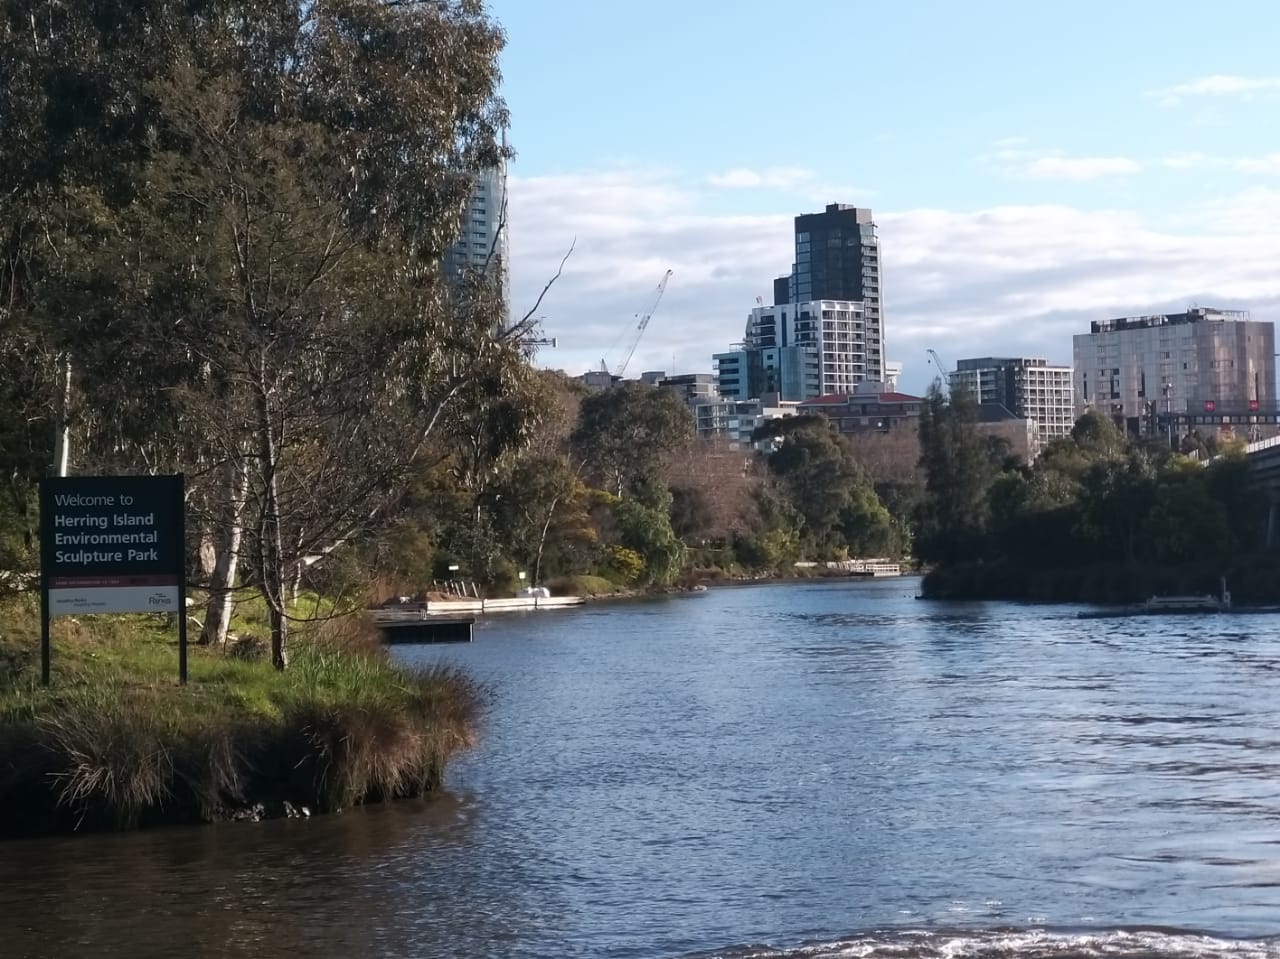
[915,385,1274,602]
[366,380,913,598]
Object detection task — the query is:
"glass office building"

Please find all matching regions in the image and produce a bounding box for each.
[1072,308,1275,429]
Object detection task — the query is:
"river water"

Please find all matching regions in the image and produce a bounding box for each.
[4,578,1280,958]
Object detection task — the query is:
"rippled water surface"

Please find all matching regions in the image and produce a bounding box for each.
[4,578,1280,958]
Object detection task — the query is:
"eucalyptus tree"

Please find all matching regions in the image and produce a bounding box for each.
[915,383,1003,565]
[570,383,695,499]
[764,415,898,559]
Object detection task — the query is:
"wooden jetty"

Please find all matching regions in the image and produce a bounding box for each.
[370,607,475,644]
[369,591,584,643]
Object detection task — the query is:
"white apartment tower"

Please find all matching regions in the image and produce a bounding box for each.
[738,299,876,397]
[950,357,1076,447]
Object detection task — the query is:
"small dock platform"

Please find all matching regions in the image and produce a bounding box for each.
[823,559,903,577]
[371,608,475,644]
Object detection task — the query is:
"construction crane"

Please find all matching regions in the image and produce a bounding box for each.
[600,269,673,378]
[504,313,559,354]
[926,348,950,393]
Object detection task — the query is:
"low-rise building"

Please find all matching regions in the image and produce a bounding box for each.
[694,395,800,449]
[797,382,924,437]
[975,402,1038,462]
[578,369,617,390]
[798,383,1038,463]
[656,372,718,410]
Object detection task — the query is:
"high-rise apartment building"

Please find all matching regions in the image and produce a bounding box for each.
[951,357,1076,447]
[773,204,884,375]
[444,155,510,320]
[1072,307,1275,428]
[716,299,878,400]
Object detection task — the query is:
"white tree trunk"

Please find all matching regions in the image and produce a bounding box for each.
[289,527,305,604]
[53,353,72,477]
[200,458,249,645]
[256,360,289,671]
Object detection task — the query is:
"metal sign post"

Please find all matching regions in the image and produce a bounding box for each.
[38,474,187,685]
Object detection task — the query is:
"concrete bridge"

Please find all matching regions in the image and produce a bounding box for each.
[1244,436,1280,546]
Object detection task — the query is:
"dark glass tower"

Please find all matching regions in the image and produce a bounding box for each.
[773,203,884,381]
[792,204,879,303]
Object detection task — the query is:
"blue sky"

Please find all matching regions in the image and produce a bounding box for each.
[487,0,1280,394]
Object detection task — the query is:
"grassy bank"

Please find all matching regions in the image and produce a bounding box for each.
[920,553,1280,605]
[0,594,484,837]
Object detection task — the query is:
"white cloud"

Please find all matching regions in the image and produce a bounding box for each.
[993,143,1280,184]
[704,167,876,209]
[707,167,816,190]
[1149,75,1280,105]
[1161,152,1217,170]
[507,168,1280,397]
[1022,156,1142,181]
[984,143,1141,181]
[1160,152,1280,175]
[1235,153,1280,175]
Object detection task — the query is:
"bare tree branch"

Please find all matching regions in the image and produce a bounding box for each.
[513,238,575,333]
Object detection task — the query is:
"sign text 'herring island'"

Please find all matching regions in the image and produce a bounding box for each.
[38,474,187,685]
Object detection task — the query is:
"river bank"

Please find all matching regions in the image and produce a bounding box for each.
[0,595,483,838]
[919,553,1280,605]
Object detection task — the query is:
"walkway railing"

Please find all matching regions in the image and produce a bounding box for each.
[1245,435,1280,456]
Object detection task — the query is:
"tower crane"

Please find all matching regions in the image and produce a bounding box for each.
[506,321,557,354]
[926,348,951,393]
[519,336,558,350]
[600,269,673,378]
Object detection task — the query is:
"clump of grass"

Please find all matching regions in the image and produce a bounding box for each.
[274,633,487,813]
[171,722,250,822]
[0,597,487,837]
[37,686,177,828]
